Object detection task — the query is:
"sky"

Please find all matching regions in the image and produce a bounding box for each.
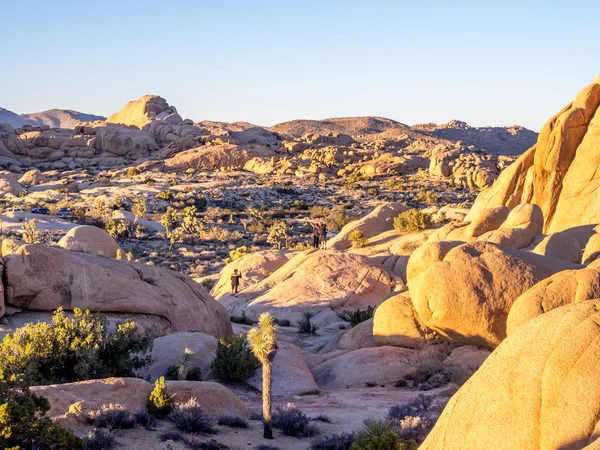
[1,1,599,131]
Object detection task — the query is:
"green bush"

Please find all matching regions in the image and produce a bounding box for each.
[349,230,367,248]
[350,420,416,450]
[342,306,375,327]
[0,308,153,386]
[297,311,318,334]
[0,370,84,449]
[147,376,173,419]
[156,190,174,201]
[211,333,260,382]
[126,167,140,177]
[393,209,432,232]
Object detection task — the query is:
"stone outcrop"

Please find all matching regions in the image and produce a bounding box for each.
[2,243,232,338]
[106,95,182,130]
[57,225,121,259]
[408,241,578,348]
[328,202,406,251]
[421,301,600,450]
[219,250,391,323]
[466,75,600,234]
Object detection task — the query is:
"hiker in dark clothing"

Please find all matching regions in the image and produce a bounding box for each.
[231,269,242,296]
[311,221,320,249]
[318,222,327,249]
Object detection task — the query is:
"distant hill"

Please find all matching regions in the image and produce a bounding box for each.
[270,116,537,156]
[0,107,105,129]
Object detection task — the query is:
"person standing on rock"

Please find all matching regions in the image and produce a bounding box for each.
[310,221,320,249]
[231,269,242,296]
[318,221,327,249]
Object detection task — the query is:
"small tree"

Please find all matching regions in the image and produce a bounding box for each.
[160,206,178,237]
[267,221,289,250]
[349,230,367,248]
[169,227,184,251]
[147,376,173,419]
[247,313,279,439]
[21,218,39,243]
[240,218,252,232]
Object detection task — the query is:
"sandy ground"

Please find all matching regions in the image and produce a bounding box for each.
[96,385,451,450]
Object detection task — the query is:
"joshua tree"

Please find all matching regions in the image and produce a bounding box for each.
[247,312,279,439]
[267,221,289,250]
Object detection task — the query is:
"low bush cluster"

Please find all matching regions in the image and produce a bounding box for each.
[311,432,356,450]
[350,419,416,450]
[211,334,260,382]
[393,209,432,232]
[217,415,249,428]
[297,311,318,334]
[169,398,216,434]
[272,403,318,437]
[0,308,153,386]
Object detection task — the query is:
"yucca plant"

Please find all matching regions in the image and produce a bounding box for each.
[247,312,279,439]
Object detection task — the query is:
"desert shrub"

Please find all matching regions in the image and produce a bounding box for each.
[267,221,289,249]
[255,446,281,450]
[393,209,432,232]
[272,403,318,437]
[195,196,209,211]
[311,432,356,450]
[84,428,115,450]
[350,419,415,450]
[0,308,153,386]
[397,415,434,442]
[157,190,174,201]
[297,311,318,334]
[211,334,260,381]
[230,311,255,326]
[312,414,332,423]
[275,318,291,327]
[248,222,265,234]
[159,431,184,441]
[92,403,136,430]
[387,395,434,422]
[169,398,216,434]
[341,306,375,327]
[165,348,201,381]
[0,371,84,449]
[275,186,295,195]
[105,218,130,238]
[415,188,437,204]
[183,436,226,449]
[225,245,254,264]
[147,376,173,419]
[395,357,450,390]
[349,230,367,248]
[134,411,156,430]
[21,218,40,243]
[127,167,140,177]
[217,415,249,428]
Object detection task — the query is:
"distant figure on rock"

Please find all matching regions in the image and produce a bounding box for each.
[310,221,320,249]
[231,269,243,296]
[318,222,327,249]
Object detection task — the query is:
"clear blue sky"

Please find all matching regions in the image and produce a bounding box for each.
[1,0,598,130]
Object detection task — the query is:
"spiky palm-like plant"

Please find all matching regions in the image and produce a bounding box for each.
[247,312,279,439]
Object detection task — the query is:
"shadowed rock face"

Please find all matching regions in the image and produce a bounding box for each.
[421,301,600,450]
[467,75,600,234]
[1,243,232,339]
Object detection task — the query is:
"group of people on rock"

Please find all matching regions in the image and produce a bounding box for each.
[310,220,327,249]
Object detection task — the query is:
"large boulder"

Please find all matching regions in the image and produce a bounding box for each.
[211,250,294,300]
[139,332,218,382]
[327,203,406,251]
[163,143,275,171]
[107,95,181,130]
[94,126,159,159]
[372,293,432,349]
[485,203,544,249]
[0,171,24,197]
[247,342,319,396]
[57,225,121,259]
[165,380,249,418]
[31,377,247,424]
[2,244,232,338]
[408,241,578,348]
[466,75,600,235]
[338,319,378,350]
[506,267,600,335]
[18,169,47,186]
[421,301,600,450]
[220,250,391,324]
[532,232,583,263]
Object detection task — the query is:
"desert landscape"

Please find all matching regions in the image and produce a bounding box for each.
[1,2,599,450]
